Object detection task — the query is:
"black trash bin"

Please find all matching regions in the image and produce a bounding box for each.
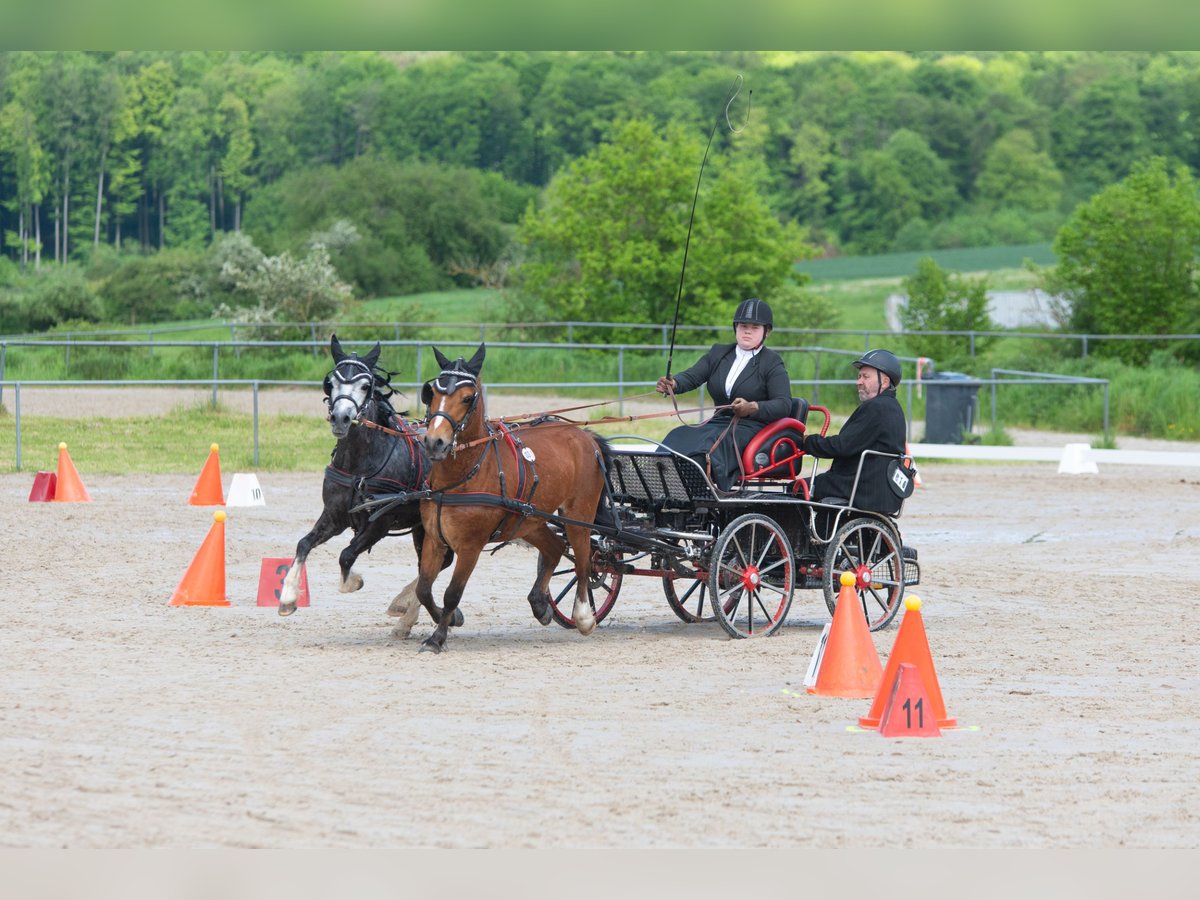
[923,372,979,443]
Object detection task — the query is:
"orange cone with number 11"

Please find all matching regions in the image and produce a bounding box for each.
[860,595,956,729]
[878,663,942,737]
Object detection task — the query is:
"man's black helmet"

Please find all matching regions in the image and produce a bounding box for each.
[853,348,902,385]
[732,298,773,330]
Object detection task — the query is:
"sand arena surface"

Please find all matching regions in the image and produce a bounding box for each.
[2,401,1200,848]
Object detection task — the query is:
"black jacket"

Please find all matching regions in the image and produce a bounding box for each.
[671,342,792,421]
[803,387,906,513]
[662,342,792,489]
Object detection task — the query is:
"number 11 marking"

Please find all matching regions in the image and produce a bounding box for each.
[902,697,925,728]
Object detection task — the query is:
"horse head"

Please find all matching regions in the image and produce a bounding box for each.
[421,343,486,460]
[325,333,383,438]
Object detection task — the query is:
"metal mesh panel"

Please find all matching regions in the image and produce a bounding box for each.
[608,451,714,506]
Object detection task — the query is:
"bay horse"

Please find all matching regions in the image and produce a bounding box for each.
[412,344,612,652]
[278,334,456,638]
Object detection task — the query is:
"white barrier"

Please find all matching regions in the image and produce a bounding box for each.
[909,443,1200,469]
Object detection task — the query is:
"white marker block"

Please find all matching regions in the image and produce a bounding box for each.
[226,472,266,506]
[1058,443,1099,475]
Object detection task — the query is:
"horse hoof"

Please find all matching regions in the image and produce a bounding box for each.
[529,596,552,626]
[575,617,597,636]
[452,609,465,627]
[278,602,296,617]
[419,639,444,654]
[391,623,413,640]
[340,574,364,594]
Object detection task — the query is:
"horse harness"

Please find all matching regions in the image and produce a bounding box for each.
[325,357,428,533]
[421,363,542,544]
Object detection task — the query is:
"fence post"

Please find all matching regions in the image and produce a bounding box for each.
[14,383,21,471]
[211,344,219,406]
[310,323,318,357]
[905,381,913,444]
[253,381,260,467]
[990,376,998,434]
[969,332,976,356]
[618,347,625,417]
[1103,383,1110,441]
[65,333,71,375]
[813,353,821,405]
[415,345,423,389]
[0,342,5,407]
[1082,335,1089,358]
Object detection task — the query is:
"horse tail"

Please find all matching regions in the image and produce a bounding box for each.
[587,431,615,521]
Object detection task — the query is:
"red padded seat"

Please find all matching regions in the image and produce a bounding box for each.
[741,398,810,480]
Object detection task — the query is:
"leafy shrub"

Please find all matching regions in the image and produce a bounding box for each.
[99,249,209,324]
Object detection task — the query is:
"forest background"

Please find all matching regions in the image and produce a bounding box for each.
[2,50,1200,450]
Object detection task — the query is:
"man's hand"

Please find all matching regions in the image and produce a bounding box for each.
[730,397,759,417]
[656,375,677,395]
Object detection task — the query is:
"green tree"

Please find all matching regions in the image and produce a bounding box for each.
[517,118,808,330]
[899,256,995,364]
[1049,156,1200,363]
[832,150,921,254]
[974,128,1063,212]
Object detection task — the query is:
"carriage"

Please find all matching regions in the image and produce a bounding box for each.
[311,338,920,649]
[542,399,921,639]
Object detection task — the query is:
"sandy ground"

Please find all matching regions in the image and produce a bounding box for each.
[3,386,1200,848]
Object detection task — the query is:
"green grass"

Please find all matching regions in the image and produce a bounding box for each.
[1,404,335,475]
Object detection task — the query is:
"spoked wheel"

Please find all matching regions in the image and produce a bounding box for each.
[707,514,795,639]
[548,547,624,629]
[660,541,716,623]
[662,572,716,623]
[822,516,905,631]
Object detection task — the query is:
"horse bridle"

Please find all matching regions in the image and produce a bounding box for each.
[423,366,481,437]
[325,358,376,423]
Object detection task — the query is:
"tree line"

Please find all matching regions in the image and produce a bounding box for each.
[5,51,1200,265]
[2,50,1200,359]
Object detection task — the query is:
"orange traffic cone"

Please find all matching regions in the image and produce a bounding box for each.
[878,663,942,737]
[860,595,956,729]
[170,511,230,607]
[807,571,883,698]
[188,443,225,506]
[53,442,92,502]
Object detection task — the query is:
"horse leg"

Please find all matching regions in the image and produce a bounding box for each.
[521,523,568,627]
[563,521,598,636]
[419,544,483,654]
[279,510,346,617]
[337,520,388,594]
[390,527,461,639]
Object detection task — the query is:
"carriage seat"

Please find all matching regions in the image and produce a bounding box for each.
[740,397,810,480]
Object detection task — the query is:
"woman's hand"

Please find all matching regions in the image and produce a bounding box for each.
[730,397,759,417]
[656,376,677,395]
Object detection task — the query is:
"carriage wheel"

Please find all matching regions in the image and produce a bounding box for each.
[548,548,624,629]
[707,514,794,639]
[660,539,715,623]
[662,573,715,624]
[822,517,904,631]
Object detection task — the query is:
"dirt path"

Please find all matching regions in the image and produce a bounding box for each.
[3,455,1199,849]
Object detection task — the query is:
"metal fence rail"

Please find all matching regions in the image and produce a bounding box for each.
[5,320,1200,358]
[1,367,1110,472]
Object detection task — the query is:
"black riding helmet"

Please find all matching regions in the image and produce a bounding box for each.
[852,348,902,385]
[732,298,773,332]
